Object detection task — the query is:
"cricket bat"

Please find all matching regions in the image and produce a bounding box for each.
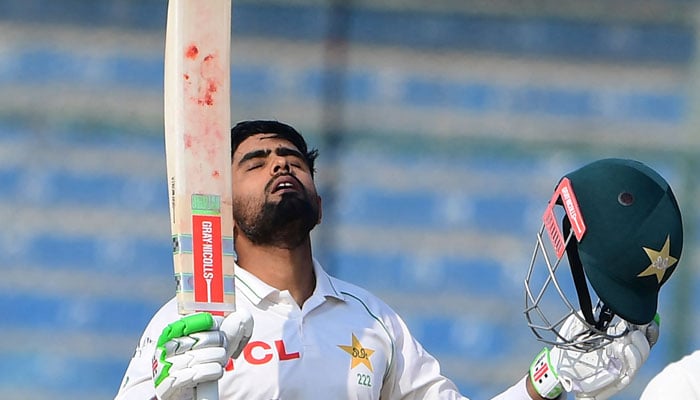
[164,1,234,399]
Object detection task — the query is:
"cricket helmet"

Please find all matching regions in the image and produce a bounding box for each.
[524,158,683,351]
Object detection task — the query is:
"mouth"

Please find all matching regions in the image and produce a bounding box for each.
[271,175,301,194]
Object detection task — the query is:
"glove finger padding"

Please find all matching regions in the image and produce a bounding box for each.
[153,310,254,400]
[164,331,225,356]
[610,329,650,388]
[157,348,227,394]
[155,360,223,400]
[551,317,653,400]
[574,330,650,400]
[167,347,230,371]
[555,345,616,393]
[550,314,610,393]
[218,307,254,359]
[628,315,660,349]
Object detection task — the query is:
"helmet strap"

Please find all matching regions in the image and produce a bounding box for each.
[563,217,596,326]
[562,217,617,332]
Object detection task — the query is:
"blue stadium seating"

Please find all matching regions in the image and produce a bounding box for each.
[0,1,692,64]
[402,78,499,111]
[231,65,276,98]
[0,167,21,198]
[1,353,126,396]
[108,55,163,88]
[331,159,541,233]
[331,250,511,294]
[15,49,85,84]
[300,68,378,102]
[45,171,138,208]
[20,233,171,274]
[403,314,512,358]
[0,33,687,125]
[0,291,157,334]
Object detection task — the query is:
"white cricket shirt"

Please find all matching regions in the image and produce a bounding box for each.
[640,349,700,399]
[115,260,531,399]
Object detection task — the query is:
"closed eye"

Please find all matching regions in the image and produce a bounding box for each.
[276,148,308,171]
[239,149,270,167]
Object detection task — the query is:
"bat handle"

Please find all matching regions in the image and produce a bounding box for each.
[195,381,219,400]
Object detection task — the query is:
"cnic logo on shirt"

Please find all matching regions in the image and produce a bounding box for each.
[226,339,300,371]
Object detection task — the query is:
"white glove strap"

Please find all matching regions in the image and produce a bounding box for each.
[530,347,564,399]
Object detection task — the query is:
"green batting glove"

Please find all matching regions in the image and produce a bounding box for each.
[152,309,254,400]
[152,313,228,400]
[154,313,215,386]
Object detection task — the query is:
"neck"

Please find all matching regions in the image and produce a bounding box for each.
[235,236,316,306]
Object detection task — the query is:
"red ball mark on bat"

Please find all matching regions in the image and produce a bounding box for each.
[212,170,220,178]
[183,73,190,81]
[197,78,219,106]
[186,45,199,60]
[184,134,193,149]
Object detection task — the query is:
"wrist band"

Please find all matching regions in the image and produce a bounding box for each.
[530,347,564,399]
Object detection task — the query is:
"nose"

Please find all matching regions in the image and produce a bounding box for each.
[271,156,290,175]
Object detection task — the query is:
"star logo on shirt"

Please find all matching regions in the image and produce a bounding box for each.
[338,333,375,372]
[637,235,678,284]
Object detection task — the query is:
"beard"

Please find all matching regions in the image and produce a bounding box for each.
[234,191,319,249]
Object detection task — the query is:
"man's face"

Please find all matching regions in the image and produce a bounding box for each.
[231,133,321,248]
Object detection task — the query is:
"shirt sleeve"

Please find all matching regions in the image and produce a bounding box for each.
[378,310,469,400]
[113,326,159,400]
[376,305,551,400]
[114,299,178,400]
[640,350,700,399]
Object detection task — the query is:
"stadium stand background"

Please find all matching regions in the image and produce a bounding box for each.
[0,0,698,399]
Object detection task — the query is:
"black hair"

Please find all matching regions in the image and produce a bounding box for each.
[231,120,319,176]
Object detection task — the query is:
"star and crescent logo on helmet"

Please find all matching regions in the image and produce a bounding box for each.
[638,235,678,284]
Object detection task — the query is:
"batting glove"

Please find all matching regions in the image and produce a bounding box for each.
[152,309,254,400]
[530,313,658,400]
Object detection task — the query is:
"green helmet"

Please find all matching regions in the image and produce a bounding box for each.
[567,158,683,324]
[525,158,683,350]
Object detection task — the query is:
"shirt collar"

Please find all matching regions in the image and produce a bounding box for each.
[312,258,344,301]
[234,258,344,307]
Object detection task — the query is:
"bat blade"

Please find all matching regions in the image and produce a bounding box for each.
[164,0,233,398]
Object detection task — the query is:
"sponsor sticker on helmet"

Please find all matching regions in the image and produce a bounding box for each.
[542,178,587,258]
